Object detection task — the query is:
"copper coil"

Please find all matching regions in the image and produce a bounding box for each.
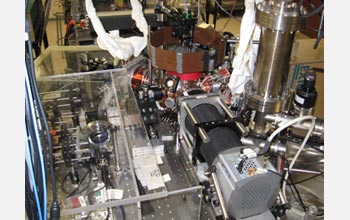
[131,66,150,90]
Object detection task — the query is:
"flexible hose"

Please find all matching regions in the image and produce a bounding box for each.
[263,115,316,154]
[281,117,316,203]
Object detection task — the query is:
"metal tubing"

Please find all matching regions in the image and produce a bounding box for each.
[279,190,287,205]
[217,98,234,119]
[284,168,323,175]
[183,102,210,143]
[218,98,249,137]
[211,172,229,220]
[60,186,202,216]
[235,121,249,137]
[226,38,260,45]
[251,111,269,137]
[43,97,81,103]
[265,113,324,138]
[112,129,121,171]
[182,131,192,150]
[40,89,71,94]
[52,142,90,149]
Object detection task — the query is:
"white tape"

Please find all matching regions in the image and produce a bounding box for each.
[107,189,124,200]
[295,94,305,105]
[162,173,171,182]
[78,196,87,207]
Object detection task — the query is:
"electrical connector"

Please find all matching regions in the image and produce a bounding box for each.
[239,148,257,159]
[50,201,61,220]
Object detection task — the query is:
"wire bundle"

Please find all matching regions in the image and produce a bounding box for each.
[25,15,60,220]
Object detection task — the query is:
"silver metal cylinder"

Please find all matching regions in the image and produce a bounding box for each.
[211,172,229,220]
[264,113,324,139]
[247,0,305,114]
[253,30,294,98]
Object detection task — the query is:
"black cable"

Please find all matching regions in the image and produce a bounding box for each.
[288,172,324,185]
[85,211,91,220]
[297,0,304,9]
[25,42,46,220]
[313,8,324,49]
[25,162,39,220]
[25,29,48,174]
[61,165,92,196]
[287,184,300,206]
[61,171,73,195]
[219,0,238,33]
[25,79,45,217]
[35,0,52,54]
[267,155,307,212]
[267,169,284,180]
[27,122,42,188]
[105,208,111,220]
[25,1,47,218]
[237,155,248,173]
[285,162,307,212]
[305,22,321,32]
[301,2,324,18]
[267,169,307,212]
[68,167,93,197]
[87,185,107,205]
[88,185,106,197]
[26,30,60,220]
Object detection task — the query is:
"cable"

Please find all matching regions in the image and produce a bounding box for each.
[67,167,93,197]
[213,0,237,18]
[25,62,48,220]
[25,162,39,220]
[281,116,316,203]
[288,172,324,185]
[219,0,237,33]
[286,165,307,212]
[68,173,92,197]
[287,184,301,207]
[262,115,316,203]
[25,131,44,220]
[88,185,107,200]
[297,0,324,49]
[105,208,111,220]
[268,164,307,211]
[313,8,324,49]
[302,2,324,18]
[262,115,316,153]
[26,29,60,219]
[39,0,52,52]
[85,211,92,219]
[25,91,45,211]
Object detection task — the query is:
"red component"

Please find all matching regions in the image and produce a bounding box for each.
[167,71,202,81]
[66,19,75,31]
[218,67,230,77]
[50,130,57,136]
[72,196,80,208]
